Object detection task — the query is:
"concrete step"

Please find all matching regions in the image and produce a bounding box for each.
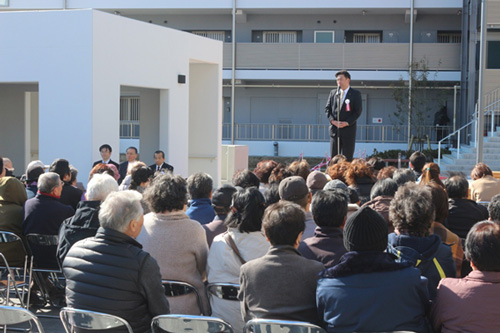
[450,151,500,160]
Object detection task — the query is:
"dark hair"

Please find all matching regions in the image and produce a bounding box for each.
[376,166,396,180]
[335,70,351,80]
[410,151,426,172]
[393,169,416,186]
[99,144,112,152]
[232,169,260,189]
[367,157,386,172]
[420,162,444,188]
[311,189,348,228]
[425,182,449,223]
[130,165,153,190]
[0,156,4,174]
[49,158,70,181]
[465,221,500,271]
[253,160,278,184]
[154,150,165,159]
[268,164,293,184]
[288,160,310,181]
[370,178,398,200]
[144,173,188,213]
[263,201,305,246]
[265,183,280,206]
[69,166,78,184]
[225,188,266,233]
[89,163,115,181]
[126,147,138,154]
[488,194,500,223]
[187,172,213,199]
[389,183,434,237]
[471,162,493,180]
[444,175,469,199]
[328,154,347,166]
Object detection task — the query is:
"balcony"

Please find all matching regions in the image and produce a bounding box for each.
[223,43,460,71]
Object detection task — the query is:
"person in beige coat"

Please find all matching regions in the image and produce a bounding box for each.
[137,173,210,315]
[470,162,500,202]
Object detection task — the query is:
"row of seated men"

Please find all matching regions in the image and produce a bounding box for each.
[0,154,499,332]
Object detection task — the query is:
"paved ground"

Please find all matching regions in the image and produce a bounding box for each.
[3,299,65,332]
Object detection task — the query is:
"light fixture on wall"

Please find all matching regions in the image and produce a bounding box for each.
[178,75,186,84]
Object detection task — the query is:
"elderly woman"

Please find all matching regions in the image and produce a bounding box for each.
[137,173,209,315]
[470,162,500,202]
[432,221,500,332]
[207,187,269,332]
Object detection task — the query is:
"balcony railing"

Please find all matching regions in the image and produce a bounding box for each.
[223,123,453,143]
[223,43,460,71]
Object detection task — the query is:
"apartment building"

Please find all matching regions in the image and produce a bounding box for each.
[1,0,497,158]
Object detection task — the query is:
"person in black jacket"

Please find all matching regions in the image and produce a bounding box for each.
[49,158,83,210]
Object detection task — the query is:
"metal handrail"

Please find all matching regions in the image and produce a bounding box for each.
[438,87,500,167]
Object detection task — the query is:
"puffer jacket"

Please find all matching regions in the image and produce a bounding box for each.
[387,233,456,299]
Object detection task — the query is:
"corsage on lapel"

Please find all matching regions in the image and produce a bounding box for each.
[345,99,351,112]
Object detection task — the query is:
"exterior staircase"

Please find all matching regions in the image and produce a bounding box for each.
[440,129,500,175]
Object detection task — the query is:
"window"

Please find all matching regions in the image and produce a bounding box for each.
[488,41,500,69]
[120,97,140,139]
[192,31,225,41]
[263,31,297,43]
[315,31,335,43]
[437,31,461,43]
[345,31,382,43]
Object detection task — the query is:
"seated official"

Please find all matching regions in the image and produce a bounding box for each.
[238,201,324,325]
[432,221,500,332]
[317,206,431,333]
[63,191,169,333]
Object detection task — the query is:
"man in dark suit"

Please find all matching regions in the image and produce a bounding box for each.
[149,150,174,173]
[325,70,362,161]
[92,144,120,169]
[118,146,138,183]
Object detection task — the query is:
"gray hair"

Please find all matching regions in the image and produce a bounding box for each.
[38,172,61,193]
[87,174,119,201]
[99,191,143,232]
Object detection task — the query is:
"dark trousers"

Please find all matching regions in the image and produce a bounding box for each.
[330,135,356,161]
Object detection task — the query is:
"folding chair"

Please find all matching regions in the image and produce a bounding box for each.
[207,283,240,301]
[0,232,32,308]
[59,307,133,333]
[151,314,233,333]
[0,305,44,332]
[162,280,204,315]
[244,318,326,333]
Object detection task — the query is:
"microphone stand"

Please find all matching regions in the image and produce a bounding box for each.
[336,86,341,156]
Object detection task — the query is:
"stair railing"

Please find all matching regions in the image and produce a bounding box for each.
[438,87,500,167]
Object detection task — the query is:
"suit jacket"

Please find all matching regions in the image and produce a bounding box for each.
[325,87,362,138]
[118,161,129,184]
[92,159,120,169]
[149,162,174,173]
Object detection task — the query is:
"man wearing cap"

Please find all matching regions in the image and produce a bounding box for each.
[317,206,431,332]
[202,184,237,247]
[306,171,328,196]
[238,201,324,325]
[279,176,315,240]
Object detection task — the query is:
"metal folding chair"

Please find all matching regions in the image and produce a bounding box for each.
[244,318,326,333]
[151,314,233,333]
[0,305,44,332]
[59,307,133,333]
[162,280,204,315]
[207,282,240,301]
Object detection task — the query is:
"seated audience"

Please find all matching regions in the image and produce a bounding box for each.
[57,174,118,264]
[50,158,83,210]
[317,206,431,333]
[264,182,280,206]
[23,172,74,269]
[444,175,488,239]
[327,161,350,184]
[63,191,169,333]
[345,159,375,205]
[426,182,463,276]
[288,159,311,181]
[323,179,359,217]
[328,154,347,166]
[367,156,386,178]
[24,161,45,199]
[253,159,278,193]
[186,172,215,224]
[89,163,117,181]
[409,151,426,180]
[488,193,500,223]
[3,158,15,177]
[432,221,500,332]
[137,174,210,315]
[387,183,456,299]
[129,164,153,214]
[470,162,500,202]
[207,187,269,332]
[393,168,417,187]
[419,162,445,188]
[238,201,324,324]
[279,176,315,240]
[203,184,237,246]
[298,189,347,268]
[232,169,260,189]
[306,171,328,196]
[376,166,396,180]
[362,178,398,233]
[268,163,292,184]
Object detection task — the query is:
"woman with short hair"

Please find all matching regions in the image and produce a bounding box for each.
[470,162,500,202]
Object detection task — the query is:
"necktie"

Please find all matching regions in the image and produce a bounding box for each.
[340,90,344,104]
[157,165,160,171]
